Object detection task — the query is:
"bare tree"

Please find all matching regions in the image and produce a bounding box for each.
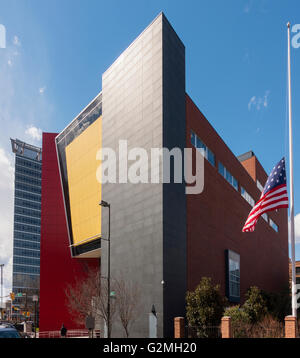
[114,278,141,338]
[65,270,140,337]
[65,268,117,332]
[97,277,117,335]
[65,268,102,326]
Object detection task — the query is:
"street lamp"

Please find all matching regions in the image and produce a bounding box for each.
[0,264,4,320]
[99,200,111,338]
[32,295,38,338]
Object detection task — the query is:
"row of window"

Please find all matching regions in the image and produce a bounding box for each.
[191,131,237,190]
[14,256,40,266]
[15,174,41,187]
[14,248,40,258]
[190,130,280,233]
[15,164,42,179]
[15,215,41,227]
[14,223,40,234]
[13,274,40,288]
[14,231,40,242]
[241,187,255,207]
[15,206,41,219]
[15,198,41,211]
[218,162,238,191]
[16,157,42,172]
[15,182,41,195]
[15,190,41,202]
[191,131,215,166]
[14,239,40,251]
[13,264,40,275]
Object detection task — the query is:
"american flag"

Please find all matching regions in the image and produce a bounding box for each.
[242,158,289,232]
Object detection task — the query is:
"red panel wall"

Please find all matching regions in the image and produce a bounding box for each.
[39,133,99,332]
[186,94,289,300]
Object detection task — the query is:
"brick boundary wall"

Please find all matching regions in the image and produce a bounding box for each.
[174,317,185,338]
[174,315,297,338]
[285,316,297,338]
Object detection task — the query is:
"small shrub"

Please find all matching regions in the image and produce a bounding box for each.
[262,287,291,322]
[224,305,251,338]
[186,277,227,337]
[248,315,284,338]
[243,286,267,324]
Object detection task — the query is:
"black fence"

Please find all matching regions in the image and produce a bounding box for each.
[185,325,221,338]
[232,323,284,338]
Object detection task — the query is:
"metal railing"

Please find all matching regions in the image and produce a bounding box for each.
[185,325,221,338]
[38,329,101,338]
[232,323,284,338]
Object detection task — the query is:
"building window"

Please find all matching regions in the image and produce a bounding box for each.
[225,250,240,303]
[262,213,268,222]
[296,267,300,275]
[269,219,278,232]
[218,162,238,190]
[257,180,264,192]
[191,130,215,166]
[241,187,255,207]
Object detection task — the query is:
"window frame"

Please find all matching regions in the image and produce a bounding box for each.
[225,249,240,303]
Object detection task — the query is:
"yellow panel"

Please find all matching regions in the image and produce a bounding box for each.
[66,117,102,246]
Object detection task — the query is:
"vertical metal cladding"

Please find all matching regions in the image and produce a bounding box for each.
[162,15,186,338]
[102,13,186,337]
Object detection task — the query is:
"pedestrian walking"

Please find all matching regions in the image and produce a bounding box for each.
[60,323,67,338]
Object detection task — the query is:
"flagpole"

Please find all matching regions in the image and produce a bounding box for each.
[287,22,297,318]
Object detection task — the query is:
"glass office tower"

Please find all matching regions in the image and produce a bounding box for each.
[10,139,42,316]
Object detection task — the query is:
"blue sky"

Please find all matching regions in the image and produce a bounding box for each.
[0,0,300,294]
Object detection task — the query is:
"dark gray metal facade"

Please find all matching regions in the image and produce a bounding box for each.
[162,15,186,338]
[101,13,186,338]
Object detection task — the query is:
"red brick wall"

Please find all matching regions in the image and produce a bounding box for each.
[186,94,289,301]
[39,133,99,332]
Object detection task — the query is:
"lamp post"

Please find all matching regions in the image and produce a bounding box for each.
[99,200,111,338]
[0,264,4,320]
[32,295,38,338]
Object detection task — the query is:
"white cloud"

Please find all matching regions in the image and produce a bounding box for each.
[248,90,270,111]
[0,148,14,298]
[263,90,270,108]
[288,213,300,244]
[0,32,52,297]
[294,213,300,244]
[244,0,253,13]
[25,126,42,142]
[13,35,21,47]
[39,86,46,95]
[248,96,256,110]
